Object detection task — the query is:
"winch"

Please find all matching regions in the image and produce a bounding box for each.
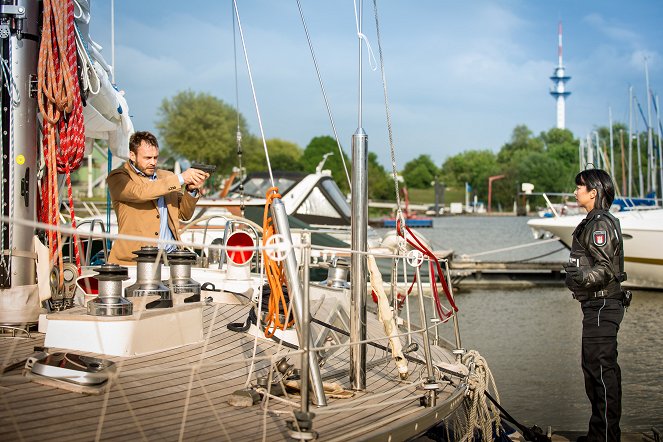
[87,264,132,316]
[321,258,350,289]
[124,246,171,308]
[163,249,200,302]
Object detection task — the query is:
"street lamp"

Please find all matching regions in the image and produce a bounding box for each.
[488,175,505,213]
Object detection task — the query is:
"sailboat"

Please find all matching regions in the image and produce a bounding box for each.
[0,1,503,440]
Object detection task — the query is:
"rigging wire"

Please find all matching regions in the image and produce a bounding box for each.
[231,0,274,189]
[295,0,351,190]
[371,0,404,232]
[232,1,246,216]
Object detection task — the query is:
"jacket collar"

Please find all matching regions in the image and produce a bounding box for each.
[128,161,157,179]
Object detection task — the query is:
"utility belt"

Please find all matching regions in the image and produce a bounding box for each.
[573,290,621,301]
[573,288,632,310]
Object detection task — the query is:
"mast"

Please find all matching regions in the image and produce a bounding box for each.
[657,94,663,202]
[635,101,644,197]
[350,0,368,391]
[645,57,655,196]
[0,0,40,321]
[628,86,633,196]
[609,106,614,175]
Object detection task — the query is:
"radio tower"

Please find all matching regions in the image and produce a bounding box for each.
[550,21,571,129]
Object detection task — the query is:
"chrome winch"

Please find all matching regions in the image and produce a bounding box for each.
[320,258,350,289]
[124,246,171,308]
[87,263,132,316]
[163,249,200,302]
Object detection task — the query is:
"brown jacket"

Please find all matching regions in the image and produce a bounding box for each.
[107,162,199,265]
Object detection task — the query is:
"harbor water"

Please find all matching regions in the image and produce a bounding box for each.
[378,216,663,432]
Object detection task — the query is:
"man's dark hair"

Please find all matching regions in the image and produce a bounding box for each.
[575,168,615,210]
[129,131,159,154]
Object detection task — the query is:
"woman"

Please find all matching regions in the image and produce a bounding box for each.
[563,169,626,442]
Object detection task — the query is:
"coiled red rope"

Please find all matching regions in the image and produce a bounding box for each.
[37,0,86,281]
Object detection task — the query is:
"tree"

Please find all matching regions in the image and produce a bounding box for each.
[496,125,544,165]
[440,149,498,199]
[401,154,439,189]
[301,136,351,193]
[156,90,257,173]
[244,138,303,172]
[368,152,393,200]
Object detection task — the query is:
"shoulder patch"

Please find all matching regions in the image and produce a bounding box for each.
[593,230,607,247]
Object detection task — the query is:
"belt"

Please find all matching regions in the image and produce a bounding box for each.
[574,289,622,301]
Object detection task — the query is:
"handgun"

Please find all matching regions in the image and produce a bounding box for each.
[190,162,217,174]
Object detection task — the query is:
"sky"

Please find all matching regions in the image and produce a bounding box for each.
[88,1,663,168]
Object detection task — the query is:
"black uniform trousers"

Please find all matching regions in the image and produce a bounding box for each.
[580,297,624,442]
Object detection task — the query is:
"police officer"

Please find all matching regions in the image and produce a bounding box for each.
[563,169,627,442]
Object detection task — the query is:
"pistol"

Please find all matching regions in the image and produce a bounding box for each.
[190,162,217,174]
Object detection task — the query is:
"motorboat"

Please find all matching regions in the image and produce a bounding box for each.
[528,208,663,290]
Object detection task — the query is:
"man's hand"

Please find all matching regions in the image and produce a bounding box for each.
[181,168,209,186]
[563,263,585,284]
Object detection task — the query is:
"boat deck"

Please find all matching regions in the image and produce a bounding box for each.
[1,302,465,441]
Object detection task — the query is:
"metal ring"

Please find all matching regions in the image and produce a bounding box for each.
[264,234,291,262]
[406,250,424,268]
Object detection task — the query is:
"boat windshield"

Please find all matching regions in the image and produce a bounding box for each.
[236,175,300,198]
[293,177,351,225]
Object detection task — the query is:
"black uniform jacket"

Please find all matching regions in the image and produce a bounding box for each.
[566,209,623,298]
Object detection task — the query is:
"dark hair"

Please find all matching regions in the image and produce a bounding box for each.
[129,131,159,154]
[575,168,615,210]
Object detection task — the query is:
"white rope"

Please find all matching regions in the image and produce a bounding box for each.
[1,57,20,107]
[459,350,501,442]
[352,0,378,72]
[74,23,101,95]
[463,236,561,258]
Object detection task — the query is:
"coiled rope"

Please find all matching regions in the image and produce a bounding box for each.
[459,350,501,442]
[37,0,86,282]
[261,188,293,338]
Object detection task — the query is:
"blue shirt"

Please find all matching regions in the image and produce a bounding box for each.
[130,163,183,252]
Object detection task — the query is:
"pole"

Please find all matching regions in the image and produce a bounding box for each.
[488,175,505,213]
[628,86,633,196]
[270,200,327,406]
[620,130,626,195]
[433,176,439,215]
[594,132,601,169]
[609,106,615,175]
[657,94,663,201]
[645,57,655,194]
[350,0,367,391]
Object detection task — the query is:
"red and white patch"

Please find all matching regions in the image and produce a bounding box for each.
[593,230,607,247]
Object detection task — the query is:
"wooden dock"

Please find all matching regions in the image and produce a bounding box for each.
[449,260,565,290]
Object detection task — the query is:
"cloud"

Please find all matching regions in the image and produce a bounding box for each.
[583,13,640,45]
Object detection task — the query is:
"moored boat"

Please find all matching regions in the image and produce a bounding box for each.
[528,208,663,290]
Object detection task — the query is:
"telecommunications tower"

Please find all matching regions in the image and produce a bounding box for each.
[550,21,571,129]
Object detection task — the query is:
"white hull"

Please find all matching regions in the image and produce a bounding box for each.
[528,209,663,290]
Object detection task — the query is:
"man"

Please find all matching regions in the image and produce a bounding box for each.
[563,169,627,442]
[107,131,209,265]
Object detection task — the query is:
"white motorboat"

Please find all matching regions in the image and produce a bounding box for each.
[528,208,663,290]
